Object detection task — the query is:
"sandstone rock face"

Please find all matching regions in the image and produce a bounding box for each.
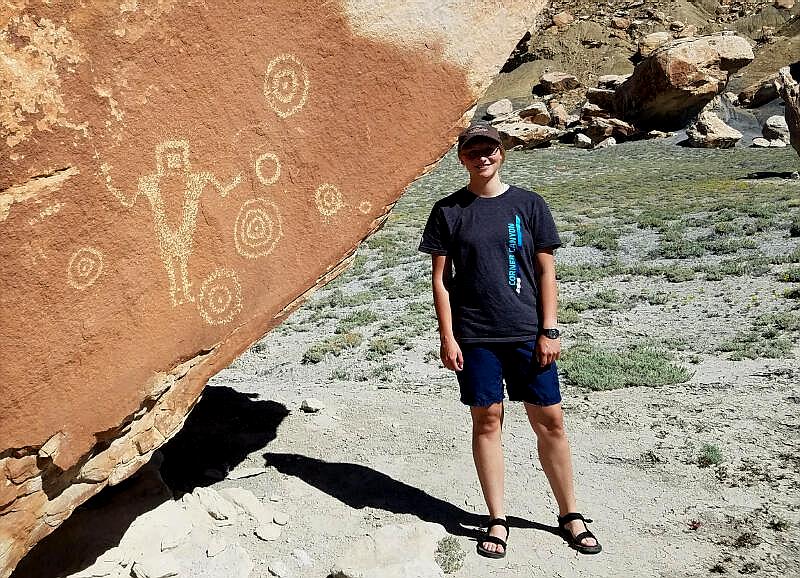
[0,3,540,576]
[777,66,800,158]
[614,33,754,131]
[686,111,743,148]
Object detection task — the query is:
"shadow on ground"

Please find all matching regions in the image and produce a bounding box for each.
[263,452,556,540]
[12,386,287,578]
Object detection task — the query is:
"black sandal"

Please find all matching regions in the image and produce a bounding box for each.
[557,512,602,555]
[476,517,509,559]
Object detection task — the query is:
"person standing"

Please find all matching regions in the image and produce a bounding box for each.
[418,123,601,559]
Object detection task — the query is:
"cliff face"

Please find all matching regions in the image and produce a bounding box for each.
[0,2,543,575]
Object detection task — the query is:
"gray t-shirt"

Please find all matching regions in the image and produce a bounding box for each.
[419,185,561,343]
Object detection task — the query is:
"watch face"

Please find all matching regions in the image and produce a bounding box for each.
[544,328,560,339]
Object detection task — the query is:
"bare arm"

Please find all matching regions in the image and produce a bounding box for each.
[533,248,561,367]
[431,254,463,371]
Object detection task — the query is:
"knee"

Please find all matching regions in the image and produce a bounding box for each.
[532,412,566,439]
[472,407,503,437]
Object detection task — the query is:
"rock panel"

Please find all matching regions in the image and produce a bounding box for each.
[0,2,539,576]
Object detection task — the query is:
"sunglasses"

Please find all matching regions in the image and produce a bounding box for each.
[462,145,501,161]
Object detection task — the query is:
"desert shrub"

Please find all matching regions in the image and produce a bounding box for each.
[335,309,380,333]
[560,344,692,391]
[301,332,363,364]
[777,267,800,282]
[435,536,465,574]
[697,443,723,468]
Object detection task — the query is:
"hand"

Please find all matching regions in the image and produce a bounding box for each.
[440,335,464,372]
[535,334,561,368]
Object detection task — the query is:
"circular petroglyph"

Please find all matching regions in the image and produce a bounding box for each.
[264,54,309,118]
[255,152,281,186]
[197,268,242,325]
[235,199,283,259]
[358,200,372,215]
[67,247,104,290]
[314,183,344,217]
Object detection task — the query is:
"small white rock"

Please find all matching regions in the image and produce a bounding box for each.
[300,398,325,413]
[206,535,228,557]
[268,559,290,577]
[752,137,771,147]
[485,98,514,119]
[595,136,617,149]
[291,548,313,567]
[575,133,593,148]
[769,139,787,148]
[255,523,283,541]
[130,554,179,578]
[273,511,289,526]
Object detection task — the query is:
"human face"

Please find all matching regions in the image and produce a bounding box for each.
[459,138,504,180]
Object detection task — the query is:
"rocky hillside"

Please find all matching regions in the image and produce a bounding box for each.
[483,0,800,104]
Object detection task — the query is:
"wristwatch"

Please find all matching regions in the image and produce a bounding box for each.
[541,328,560,339]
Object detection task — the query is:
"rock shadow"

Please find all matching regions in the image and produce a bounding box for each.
[741,171,799,180]
[263,452,552,539]
[12,386,287,578]
[159,385,289,494]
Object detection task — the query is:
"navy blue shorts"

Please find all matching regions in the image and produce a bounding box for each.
[456,341,562,407]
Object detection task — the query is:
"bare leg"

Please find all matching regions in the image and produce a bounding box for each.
[524,402,597,548]
[471,403,507,554]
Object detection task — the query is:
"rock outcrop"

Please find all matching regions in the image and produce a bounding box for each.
[686,111,743,148]
[0,3,541,576]
[613,33,755,130]
[777,65,800,157]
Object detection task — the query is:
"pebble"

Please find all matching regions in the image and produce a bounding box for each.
[292,548,313,567]
[255,523,283,541]
[273,511,289,526]
[206,536,228,557]
[268,560,290,577]
[300,398,325,413]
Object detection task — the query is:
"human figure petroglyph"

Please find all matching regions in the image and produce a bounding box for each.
[101,140,242,306]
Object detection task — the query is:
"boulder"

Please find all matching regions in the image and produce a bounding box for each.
[763,115,790,143]
[752,137,772,147]
[519,102,551,125]
[329,523,446,578]
[574,133,594,148]
[738,73,780,108]
[538,72,580,94]
[548,102,569,128]
[0,2,541,576]
[614,33,754,131]
[612,17,631,30]
[552,11,575,28]
[775,0,795,8]
[485,98,514,119]
[638,32,671,58]
[686,111,743,148]
[581,103,612,121]
[595,136,617,149]
[586,88,616,111]
[495,121,562,149]
[597,74,630,90]
[777,65,800,157]
[584,117,638,144]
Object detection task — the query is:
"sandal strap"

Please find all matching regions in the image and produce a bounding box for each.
[571,530,597,545]
[481,535,507,548]
[486,517,510,533]
[558,512,593,526]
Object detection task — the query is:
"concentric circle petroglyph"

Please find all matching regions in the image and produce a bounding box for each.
[264,54,309,118]
[234,199,283,259]
[197,268,242,325]
[358,200,372,214]
[255,152,281,186]
[67,247,104,290]
[314,183,344,217]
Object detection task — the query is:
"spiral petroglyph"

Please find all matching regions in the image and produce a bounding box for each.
[197,268,242,325]
[264,54,310,118]
[67,247,104,290]
[234,199,283,259]
[255,152,281,186]
[358,200,372,214]
[314,183,344,217]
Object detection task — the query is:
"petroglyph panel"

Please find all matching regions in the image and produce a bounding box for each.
[264,54,310,118]
[234,199,283,259]
[314,183,344,217]
[196,268,242,326]
[67,248,104,290]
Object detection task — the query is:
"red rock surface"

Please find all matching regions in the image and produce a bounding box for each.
[0,2,541,575]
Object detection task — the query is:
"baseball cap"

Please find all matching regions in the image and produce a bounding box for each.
[457,123,502,151]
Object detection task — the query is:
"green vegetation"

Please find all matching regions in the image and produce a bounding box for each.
[301,332,363,364]
[560,344,692,391]
[697,443,723,468]
[777,267,800,282]
[435,536,465,574]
